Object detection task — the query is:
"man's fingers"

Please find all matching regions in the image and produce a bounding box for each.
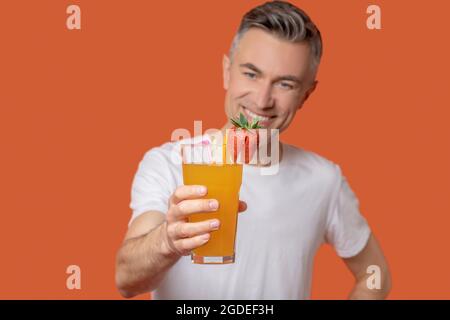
[238,200,247,213]
[168,219,220,239]
[173,233,211,256]
[169,185,207,205]
[173,199,219,219]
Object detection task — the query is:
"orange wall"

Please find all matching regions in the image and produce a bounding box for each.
[1,0,449,299]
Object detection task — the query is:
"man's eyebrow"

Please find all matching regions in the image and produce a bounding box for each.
[239,63,302,84]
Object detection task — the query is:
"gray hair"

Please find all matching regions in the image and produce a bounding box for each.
[229,0,323,75]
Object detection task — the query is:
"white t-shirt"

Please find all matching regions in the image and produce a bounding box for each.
[129,135,371,300]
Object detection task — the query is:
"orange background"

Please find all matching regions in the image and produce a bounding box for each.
[1,0,449,299]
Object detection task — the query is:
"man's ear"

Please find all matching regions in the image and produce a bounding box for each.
[304,80,318,102]
[298,80,318,110]
[222,54,231,90]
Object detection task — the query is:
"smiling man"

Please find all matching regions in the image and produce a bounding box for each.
[115,1,391,299]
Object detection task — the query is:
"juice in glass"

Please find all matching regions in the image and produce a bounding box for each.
[181,143,243,264]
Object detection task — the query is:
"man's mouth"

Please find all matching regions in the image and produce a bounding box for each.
[240,106,275,126]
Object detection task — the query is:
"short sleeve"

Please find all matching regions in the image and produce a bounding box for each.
[128,147,179,226]
[325,168,371,258]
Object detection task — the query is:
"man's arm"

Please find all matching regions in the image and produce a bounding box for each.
[115,185,248,299]
[115,211,180,298]
[343,233,392,299]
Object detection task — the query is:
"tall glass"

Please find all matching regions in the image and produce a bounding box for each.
[181,142,243,264]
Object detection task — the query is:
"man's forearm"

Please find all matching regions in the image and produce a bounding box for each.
[115,222,180,298]
[348,275,391,300]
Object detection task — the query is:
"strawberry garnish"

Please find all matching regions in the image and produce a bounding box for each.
[226,112,262,164]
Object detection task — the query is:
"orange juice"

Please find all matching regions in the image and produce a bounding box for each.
[182,151,243,264]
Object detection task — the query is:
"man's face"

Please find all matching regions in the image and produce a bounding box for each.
[223,28,318,132]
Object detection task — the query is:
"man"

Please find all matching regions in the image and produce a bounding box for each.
[115,0,391,299]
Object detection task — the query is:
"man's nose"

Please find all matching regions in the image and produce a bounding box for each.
[254,81,274,110]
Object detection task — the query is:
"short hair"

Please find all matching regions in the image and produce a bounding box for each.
[229,1,323,75]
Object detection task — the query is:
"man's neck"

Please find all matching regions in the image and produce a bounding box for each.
[219,123,283,167]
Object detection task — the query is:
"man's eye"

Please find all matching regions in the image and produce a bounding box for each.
[279,82,294,90]
[243,72,257,79]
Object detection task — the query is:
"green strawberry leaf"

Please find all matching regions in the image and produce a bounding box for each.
[239,113,248,127]
[231,112,260,130]
[250,118,262,129]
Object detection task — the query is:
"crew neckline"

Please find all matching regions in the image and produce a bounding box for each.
[243,142,288,174]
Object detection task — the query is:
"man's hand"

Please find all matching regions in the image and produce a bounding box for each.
[160,185,247,257]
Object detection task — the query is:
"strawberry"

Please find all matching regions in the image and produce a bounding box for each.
[226,112,262,164]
